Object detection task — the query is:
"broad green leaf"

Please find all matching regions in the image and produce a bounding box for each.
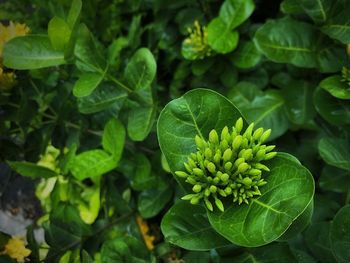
[127,106,156,141]
[137,181,172,218]
[254,17,349,72]
[69,150,117,180]
[8,161,57,179]
[320,75,350,99]
[207,18,239,54]
[74,24,106,72]
[48,16,71,51]
[322,0,350,43]
[228,82,289,140]
[219,0,255,30]
[102,118,125,161]
[73,72,105,97]
[221,243,298,263]
[157,88,243,190]
[3,35,65,69]
[44,204,91,251]
[278,200,313,241]
[313,87,350,126]
[77,83,127,114]
[124,48,157,91]
[272,73,316,125]
[319,165,350,193]
[297,0,332,24]
[305,222,336,263]
[208,153,314,247]
[231,41,262,69]
[330,205,350,263]
[318,137,350,171]
[161,201,230,250]
[67,0,82,29]
[101,236,149,263]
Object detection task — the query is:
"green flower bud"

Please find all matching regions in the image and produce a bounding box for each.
[254,163,270,172]
[186,177,197,185]
[223,148,233,162]
[190,196,201,204]
[205,148,212,159]
[175,171,189,178]
[221,126,229,141]
[215,197,224,212]
[224,187,232,195]
[207,162,216,173]
[235,117,244,134]
[213,177,220,184]
[220,139,229,151]
[243,123,254,140]
[220,173,229,182]
[193,184,202,193]
[181,194,195,200]
[224,162,233,171]
[264,152,277,160]
[218,189,227,197]
[205,198,213,211]
[242,149,253,161]
[238,162,249,173]
[232,135,242,150]
[184,163,192,173]
[241,138,249,148]
[255,149,266,160]
[213,151,221,163]
[193,168,204,176]
[209,185,217,193]
[260,129,271,143]
[206,176,213,182]
[265,145,276,152]
[195,135,206,149]
[209,129,219,144]
[248,169,262,176]
[242,177,252,186]
[205,188,211,196]
[188,158,196,168]
[234,157,245,167]
[190,153,197,160]
[253,127,264,140]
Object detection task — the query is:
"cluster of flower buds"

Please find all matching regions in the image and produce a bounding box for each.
[175,118,277,212]
[182,20,212,60]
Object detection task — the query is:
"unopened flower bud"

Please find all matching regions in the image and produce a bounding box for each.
[175,171,189,178]
[238,162,249,173]
[243,123,254,139]
[260,129,271,143]
[264,152,277,160]
[209,129,219,144]
[207,162,216,173]
[223,149,233,162]
[253,128,264,140]
[193,168,204,176]
[235,117,244,133]
[221,126,229,140]
[209,185,217,193]
[205,198,213,211]
[205,148,212,159]
[242,177,252,186]
[232,135,242,150]
[195,135,206,149]
[215,197,224,212]
[193,184,202,193]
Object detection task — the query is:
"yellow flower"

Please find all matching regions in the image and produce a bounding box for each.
[3,237,31,263]
[0,67,16,91]
[0,21,30,59]
[136,216,155,250]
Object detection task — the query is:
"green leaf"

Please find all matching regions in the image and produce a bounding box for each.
[73,72,105,98]
[207,18,239,54]
[330,205,350,263]
[231,41,262,69]
[48,16,71,51]
[318,137,350,171]
[157,88,243,190]
[322,0,350,43]
[74,24,106,72]
[281,0,304,14]
[320,75,350,99]
[44,204,91,251]
[319,165,350,193]
[67,0,82,29]
[313,87,350,126]
[130,154,156,191]
[3,35,66,69]
[77,83,128,114]
[138,181,172,219]
[297,0,332,24]
[69,150,117,180]
[254,17,349,72]
[161,201,230,250]
[124,48,157,91]
[8,161,57,179]
[127,106,156,141]
[219,0,255,30]
[102,118,125,161]
[305,221,336,263]
[101,236,150,263]
[208,153,314,247]
[228,82,289,140]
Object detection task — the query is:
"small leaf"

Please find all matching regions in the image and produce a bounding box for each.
[48,16,71,51]
[102,118,125,161]
[67,0,82,29]
[320,75,350,99]
[8,161,57,179]
[231,41,262,69]
[3,35,66,69]
[73,72,105,98]
[318,137,350,171]
[127,106,156,141]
